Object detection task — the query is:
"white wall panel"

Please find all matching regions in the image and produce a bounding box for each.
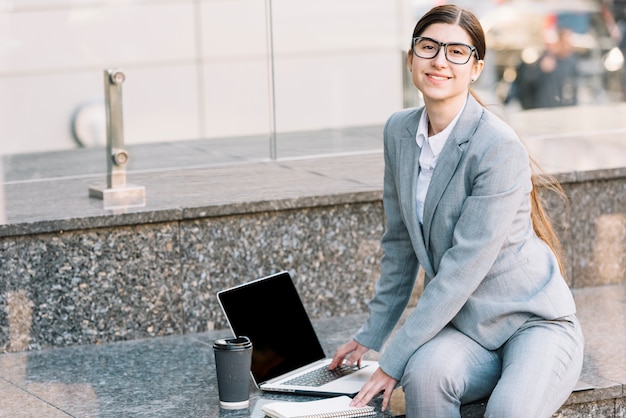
[0,65,199,153]
[201,57,270,138]
[273,51,403,132]
[200,0,266,59]
[270,0,399,54]
[0,2,195,74]
[121,66,200,145]
[0,72,102,154]
[0,0,407,155]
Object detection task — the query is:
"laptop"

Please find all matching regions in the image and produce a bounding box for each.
[217,270,378,397]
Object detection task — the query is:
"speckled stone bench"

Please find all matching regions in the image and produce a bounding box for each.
[0,284,621,417]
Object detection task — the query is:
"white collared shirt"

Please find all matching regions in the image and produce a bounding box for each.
[415,103,465,224]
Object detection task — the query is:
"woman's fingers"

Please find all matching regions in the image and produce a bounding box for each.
[380,378,398,411]
[329,341,354,369]
[330,340,367,369]
[350,368,397,411]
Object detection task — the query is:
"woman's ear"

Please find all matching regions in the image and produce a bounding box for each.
[471,60,484,82]
[407,50,413,72]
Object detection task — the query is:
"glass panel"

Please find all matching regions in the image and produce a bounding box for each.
[0,0,624,164]
[0,0,273,163]
[270,0,407,158]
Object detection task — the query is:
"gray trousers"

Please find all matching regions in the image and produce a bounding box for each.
[400,315,584,418]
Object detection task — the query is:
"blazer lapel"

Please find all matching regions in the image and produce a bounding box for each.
[422,138,463,251]
[422,96,482,248]
[398,109,435,278]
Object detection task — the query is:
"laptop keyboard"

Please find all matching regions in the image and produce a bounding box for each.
[282,364,359,387]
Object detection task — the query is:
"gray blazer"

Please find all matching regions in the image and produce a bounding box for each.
[354,95,576,381]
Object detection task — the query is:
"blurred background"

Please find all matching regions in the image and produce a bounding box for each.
[0,0,624,157]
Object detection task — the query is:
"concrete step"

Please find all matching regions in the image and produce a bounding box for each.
[0,283,623,417]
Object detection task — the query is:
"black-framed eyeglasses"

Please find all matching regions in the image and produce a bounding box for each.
[412,36,478,65]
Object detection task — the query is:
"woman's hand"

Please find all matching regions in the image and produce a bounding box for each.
[329,339,368,369]
[330,340,397,411]
[350,367,398,412]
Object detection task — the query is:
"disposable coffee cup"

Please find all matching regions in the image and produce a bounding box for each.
[213,336,253,410]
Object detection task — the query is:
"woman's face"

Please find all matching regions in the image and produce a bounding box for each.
[408,23,483,105]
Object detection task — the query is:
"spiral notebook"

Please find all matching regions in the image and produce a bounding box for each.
[262,395,376,418]
[217,271,378,397]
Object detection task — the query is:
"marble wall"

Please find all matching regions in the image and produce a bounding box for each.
[542,170,626,288]
[0,202,384,352]
[565,173,626,287]
[0,223,183,351]
[0,170,625,353]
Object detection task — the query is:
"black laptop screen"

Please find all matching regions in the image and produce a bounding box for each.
[217,271,327,383]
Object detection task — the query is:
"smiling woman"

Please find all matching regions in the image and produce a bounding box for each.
[329,5,585,418]
[405,10,485,134]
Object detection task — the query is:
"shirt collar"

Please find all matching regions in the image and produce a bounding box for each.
[415,109,429,148]
[415,99,467,157]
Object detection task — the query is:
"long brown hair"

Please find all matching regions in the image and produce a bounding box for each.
[411,5,566,274]
[528,160,567,275]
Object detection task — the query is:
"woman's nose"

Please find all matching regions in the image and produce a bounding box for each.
[431,47,448,66]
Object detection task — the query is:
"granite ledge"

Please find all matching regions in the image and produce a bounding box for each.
[0,208,184,238]
[563,384,625,406]
[1,160,625,239]
[541,166,626,185]
[0,151,386,238]
[181,191,383,220]
[0,190,384,238]
[568,166,626,183]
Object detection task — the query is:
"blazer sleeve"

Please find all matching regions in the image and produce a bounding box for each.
[352,113,421,352]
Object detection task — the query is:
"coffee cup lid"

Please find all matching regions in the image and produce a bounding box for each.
[213,336,252,350]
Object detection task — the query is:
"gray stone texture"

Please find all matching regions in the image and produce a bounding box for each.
[0,223,182,351]
[180,203,384,333]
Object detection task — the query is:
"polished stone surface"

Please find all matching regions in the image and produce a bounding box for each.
[0,283,624,417]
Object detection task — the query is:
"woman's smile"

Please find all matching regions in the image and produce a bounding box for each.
[426,72,452,82]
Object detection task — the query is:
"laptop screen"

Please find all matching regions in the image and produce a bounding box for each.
[217,271,327,384]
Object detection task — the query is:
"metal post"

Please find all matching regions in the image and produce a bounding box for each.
[266,0,277,160]
[89,69,145,208]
